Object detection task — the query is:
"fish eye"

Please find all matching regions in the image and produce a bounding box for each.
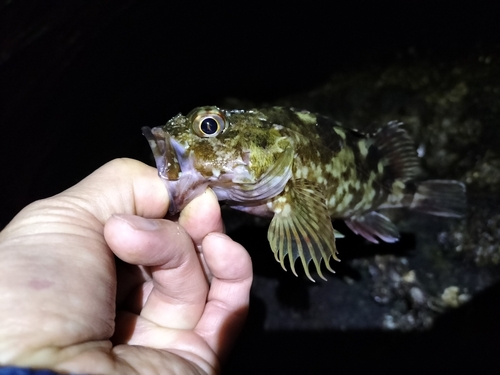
[190,108,227,138]
[200,117,219,135]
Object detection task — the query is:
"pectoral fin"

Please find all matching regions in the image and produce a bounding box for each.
[267,180,340,281]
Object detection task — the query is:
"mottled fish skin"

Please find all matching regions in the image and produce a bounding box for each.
[142,106,466,281]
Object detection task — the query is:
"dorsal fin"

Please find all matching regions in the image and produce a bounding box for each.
[373,121,421,181]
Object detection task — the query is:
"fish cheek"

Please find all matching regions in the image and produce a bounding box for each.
[190,139,233,175]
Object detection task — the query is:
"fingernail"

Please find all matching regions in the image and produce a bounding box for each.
[206,232,229,240]
[112,214,160,231]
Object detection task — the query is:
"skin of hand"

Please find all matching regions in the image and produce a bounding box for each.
[0,158,252,375]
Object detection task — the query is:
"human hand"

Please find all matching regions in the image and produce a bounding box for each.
[0,158,252,375]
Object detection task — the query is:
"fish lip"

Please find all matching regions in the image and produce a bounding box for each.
[142,126,188,213]
[142,126,184,180]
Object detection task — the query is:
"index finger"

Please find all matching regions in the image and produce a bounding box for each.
[178,188,224,247]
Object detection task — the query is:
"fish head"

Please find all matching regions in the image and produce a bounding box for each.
[143,106,294,213]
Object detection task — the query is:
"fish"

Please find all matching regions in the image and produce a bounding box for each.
[142,106,466,281]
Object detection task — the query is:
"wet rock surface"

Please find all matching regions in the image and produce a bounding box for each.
[225,54,500,373]
[226,52,500,312]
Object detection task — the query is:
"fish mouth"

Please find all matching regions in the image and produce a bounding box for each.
[142,126,205,214]
[142,127,182,181]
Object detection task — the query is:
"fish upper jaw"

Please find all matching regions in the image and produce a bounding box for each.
[142,126,181,180]
[142,126,207,214]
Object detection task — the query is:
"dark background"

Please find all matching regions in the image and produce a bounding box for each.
[1,1,499,374]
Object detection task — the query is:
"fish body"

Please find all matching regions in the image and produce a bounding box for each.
[143,106,466,280]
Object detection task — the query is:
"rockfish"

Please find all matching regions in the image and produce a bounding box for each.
[142,106,466,281]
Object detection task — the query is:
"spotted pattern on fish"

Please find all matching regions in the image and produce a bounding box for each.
[143,106,467,281]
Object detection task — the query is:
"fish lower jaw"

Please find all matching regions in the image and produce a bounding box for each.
[161,170,208,214]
